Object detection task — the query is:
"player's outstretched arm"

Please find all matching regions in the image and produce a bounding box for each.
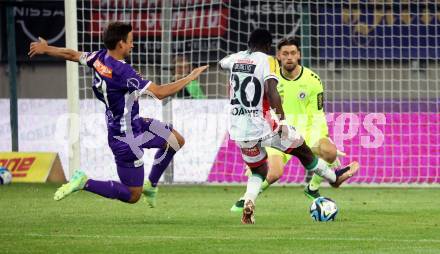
[265,78,285,121]
[28,37,82,62]
[146,65,208,100]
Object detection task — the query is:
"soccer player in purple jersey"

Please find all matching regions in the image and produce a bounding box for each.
[28,22,208,206]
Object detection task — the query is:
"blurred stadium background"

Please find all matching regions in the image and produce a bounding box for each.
[1,0,439,185]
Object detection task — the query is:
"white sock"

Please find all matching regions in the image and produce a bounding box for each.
[311,158,336,183]
[243,174,263,204]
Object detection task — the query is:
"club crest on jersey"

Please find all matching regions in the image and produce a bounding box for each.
[298,91,307,100]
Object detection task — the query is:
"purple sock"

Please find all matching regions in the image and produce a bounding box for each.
[84,179,131,203]
[148,147,177,187]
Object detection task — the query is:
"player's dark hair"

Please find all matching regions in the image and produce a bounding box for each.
[248,29,273,50]
[103,22,132,50]
[277,37,301,51]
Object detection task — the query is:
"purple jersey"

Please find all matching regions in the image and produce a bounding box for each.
[79,49,151,136]
[79,49,173,184]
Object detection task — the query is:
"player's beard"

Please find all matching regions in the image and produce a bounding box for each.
[283,62,297,72]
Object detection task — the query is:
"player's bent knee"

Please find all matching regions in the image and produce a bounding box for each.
[267,156,284,183]
[320,143,337,163]
[177,135,185,148]
[128,194,141,204]
[169,130,185,150]
[266,172,282,183]
[127,189,142,204]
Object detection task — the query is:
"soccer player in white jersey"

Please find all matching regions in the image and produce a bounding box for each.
[219,29,358,224]
[230,37,360,212]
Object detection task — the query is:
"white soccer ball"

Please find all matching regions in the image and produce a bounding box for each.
[0,167,12,185]
[310,197,338,222]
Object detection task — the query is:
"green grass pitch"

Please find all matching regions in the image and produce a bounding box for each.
[0,184,439,253]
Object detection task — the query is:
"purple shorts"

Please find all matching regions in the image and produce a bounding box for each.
[108,118,173,187]
[117,164,145,187]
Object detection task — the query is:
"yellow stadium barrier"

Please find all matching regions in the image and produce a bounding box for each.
[0,152,66,183]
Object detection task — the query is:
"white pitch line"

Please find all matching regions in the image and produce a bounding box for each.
[1,233,440,244]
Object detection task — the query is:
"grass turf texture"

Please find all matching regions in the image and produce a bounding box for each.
[0,184,439,254]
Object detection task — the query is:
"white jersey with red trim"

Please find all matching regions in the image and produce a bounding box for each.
[219,50,279,141]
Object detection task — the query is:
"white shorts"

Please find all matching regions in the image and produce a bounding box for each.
[237,125,304,168]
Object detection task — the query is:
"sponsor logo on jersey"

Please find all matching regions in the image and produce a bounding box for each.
[93,59,113,78]
[236,59,255,64]
[231,107,259,117]
[127,78,140,89]
[317,92,324,110]
[232,63,256,74]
